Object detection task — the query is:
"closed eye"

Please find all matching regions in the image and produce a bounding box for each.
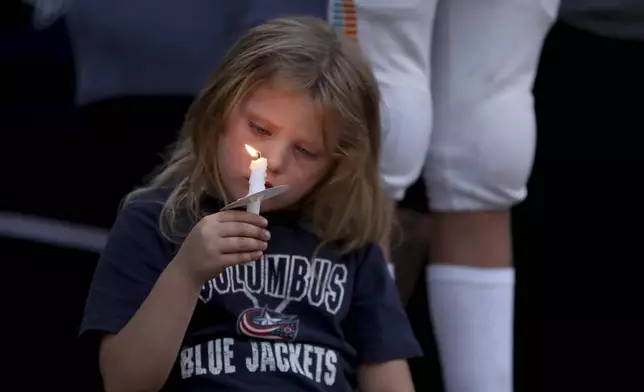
[295,145,316,158]
[249,121,270,136]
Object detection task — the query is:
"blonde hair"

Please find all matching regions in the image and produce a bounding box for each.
[127,16,389,255]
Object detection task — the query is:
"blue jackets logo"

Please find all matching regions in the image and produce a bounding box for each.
[237,307,299,342]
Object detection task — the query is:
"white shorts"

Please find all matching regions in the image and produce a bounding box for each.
[356,0,559,211]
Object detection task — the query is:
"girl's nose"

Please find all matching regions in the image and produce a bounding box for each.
[263,142,290,175]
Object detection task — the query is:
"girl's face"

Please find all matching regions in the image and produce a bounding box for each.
[218,84,333,211]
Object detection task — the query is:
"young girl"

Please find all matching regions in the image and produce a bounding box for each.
[80,16,421,392]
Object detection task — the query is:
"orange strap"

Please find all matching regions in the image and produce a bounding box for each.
[330,0,357,41]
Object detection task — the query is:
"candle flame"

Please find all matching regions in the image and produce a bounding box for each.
[245,144,261,159]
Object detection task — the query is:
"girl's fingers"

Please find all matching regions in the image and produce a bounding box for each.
[218,237,267,254]
[219,251,263,266]
[218,222,270,241]
[214,210,268,227]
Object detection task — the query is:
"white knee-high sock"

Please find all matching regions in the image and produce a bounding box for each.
[426,264,515,392]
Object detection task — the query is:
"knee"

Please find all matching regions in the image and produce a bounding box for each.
[424,91,536,211]
[379,83,432,201]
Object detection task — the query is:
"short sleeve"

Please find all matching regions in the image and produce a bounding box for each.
[79,193,175,338]
[344,244,423,363]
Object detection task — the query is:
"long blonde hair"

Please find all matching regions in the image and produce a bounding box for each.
[126,16,389,255]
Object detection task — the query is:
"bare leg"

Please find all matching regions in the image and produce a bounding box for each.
[390,207,431,305]
[429,211,511,269]
[427,211,516,392]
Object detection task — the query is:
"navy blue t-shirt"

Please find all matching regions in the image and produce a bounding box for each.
[80,189,422,391]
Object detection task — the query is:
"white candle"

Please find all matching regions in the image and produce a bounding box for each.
[245,144,267,214]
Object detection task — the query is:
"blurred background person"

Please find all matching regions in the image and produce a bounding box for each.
[390,0,644,390]
[357,1,558,391]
